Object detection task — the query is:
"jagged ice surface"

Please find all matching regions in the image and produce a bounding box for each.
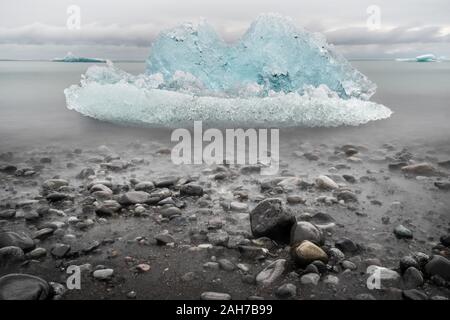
[65,14,392,127]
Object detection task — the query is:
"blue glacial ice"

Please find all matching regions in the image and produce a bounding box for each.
[396,53,437,62]
[54,52,106,63]
[65,14,392,127]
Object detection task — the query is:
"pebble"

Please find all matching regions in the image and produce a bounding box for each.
[323,275,339,286]
[200,292,231,300]
[51,244,71,258]
[290,221,324,246]
[136,264,150,272]
[0,232,35,251]
[26,247,47,259]
[315,175,339,190]
[403,289,428,300]
[255,259,286,287]
[180,184,204,196]
[230,201,248,211]
[275,283,297,298]
[207,230,229,246]
[0,274,50,300]
[335,190,358,202]
[135,181,155,192]
[0,246,25,266]
[218,259,235,271]
[434,181,450,190]
[399,255,420,273]
[300,273,320,285]
[394,225,413,239]
[93,268,114,280]
[286,195,306,204]
[401,163,438,176]
[425,255,450,281]
[341,260,357,270]
[119,191,151,205]
[160,207,182,219]
[335,238,359,254]
[440,234,450,247]
[0,209,16,219]
[250,198,295,242]
[403,267,424,289]
[155,233,175,245]
[291,240,328,266]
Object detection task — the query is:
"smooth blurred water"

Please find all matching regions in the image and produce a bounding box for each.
[0,61,449,151]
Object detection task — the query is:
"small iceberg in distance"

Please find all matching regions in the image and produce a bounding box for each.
[396,53,437,62]
[53,52,106,63]
[65,14,392,128]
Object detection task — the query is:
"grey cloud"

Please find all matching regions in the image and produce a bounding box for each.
[1,21,449,48]
[324,25,449,45]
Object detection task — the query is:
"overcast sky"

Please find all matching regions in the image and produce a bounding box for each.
[1,0,449,60]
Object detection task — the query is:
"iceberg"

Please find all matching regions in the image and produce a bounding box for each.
[65,14,392,128]
[396,53,437,62]
[54,52,106,63]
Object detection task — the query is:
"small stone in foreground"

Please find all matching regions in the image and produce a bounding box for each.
[394,225,413,239]
[0,274,50,300]
[200,292,231,300]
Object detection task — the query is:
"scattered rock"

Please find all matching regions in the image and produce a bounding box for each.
[286,195,306,204]
[180,184,203,197]
[403,267,423,289]
[440,235,450,247]
[399,255,420,273]
[335,238,359,254]
[93,269,114,280]
[218,259,235,271]
[51,244,71,258]
[335,190,358,203]
[0,246,25,266]
[255,259,286,287]
[292,240,328,267]
[290,221,324,246]
[425,255,450,281]
[323,275,339,286]
[315,175,339,190]
[401,163,438,176]
[0,274,50,300]
[403,289,428,300]
[26,247,47,259]
[0,209,16,219]
[275,283,296,298]
[155,233,175,245]
[207,230,229,246]
[200,292,231,300]
[76,168,95,179]
[160,207,182,219]
[300,273,320,285]
[135,181,156,192]
[435,181,450,190]
[394,225,413,239]
[119,191,151,205]
[250,198,295,242]
[0,232,35,251]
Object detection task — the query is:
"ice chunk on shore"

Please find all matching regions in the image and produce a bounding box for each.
[64,14,392,128]
[147,14,376,100]
[65,63,392,128]
[53,52,106,63]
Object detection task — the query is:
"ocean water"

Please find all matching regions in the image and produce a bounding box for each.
[0,60,449,151]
